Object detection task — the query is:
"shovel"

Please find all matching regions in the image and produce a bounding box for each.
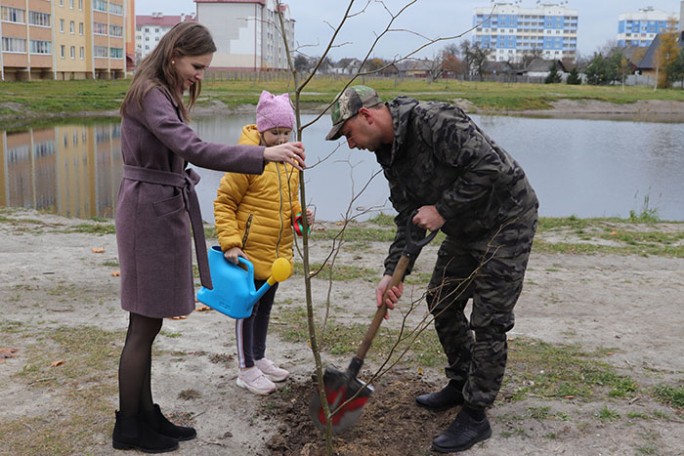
[309,214,437,434]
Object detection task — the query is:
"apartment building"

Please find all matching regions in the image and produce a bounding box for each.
[473,2,578,63]
[135,12,195,64]
[196,0,294,71]
[0,0,126,81]
[617,7,675,48]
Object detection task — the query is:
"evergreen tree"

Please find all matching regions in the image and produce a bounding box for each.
[566,67,582,85]
[544,61,563,84]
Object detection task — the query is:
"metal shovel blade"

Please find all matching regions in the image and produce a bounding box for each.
[309,365,374,434]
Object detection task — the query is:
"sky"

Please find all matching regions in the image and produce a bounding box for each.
[136,0,683,59]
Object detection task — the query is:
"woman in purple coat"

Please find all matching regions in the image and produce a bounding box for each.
[112,22,305,453]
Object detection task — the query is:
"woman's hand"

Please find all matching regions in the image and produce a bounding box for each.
[264,142,306,170]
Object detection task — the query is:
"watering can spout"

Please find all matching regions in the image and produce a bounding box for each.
[196,246,291,319]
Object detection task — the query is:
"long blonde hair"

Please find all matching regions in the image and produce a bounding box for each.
[121,22,216,121]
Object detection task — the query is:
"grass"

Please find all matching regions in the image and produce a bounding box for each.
[1,325,121,456]
[2,77,684,125]
[275,304,658,415]
[653,384,684,409]
[532,217,684,257]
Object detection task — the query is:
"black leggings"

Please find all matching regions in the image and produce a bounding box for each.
[118,312,162,415]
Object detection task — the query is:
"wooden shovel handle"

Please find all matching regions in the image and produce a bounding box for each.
[354,254,410,361]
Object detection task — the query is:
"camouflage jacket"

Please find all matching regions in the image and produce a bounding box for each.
[376,97,538,276]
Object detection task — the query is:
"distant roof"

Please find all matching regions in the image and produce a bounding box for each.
[523,58,568,73]
[136,14,196,27]
[638,32,684,70]
[195,0,267,4]
[394,59,436,72]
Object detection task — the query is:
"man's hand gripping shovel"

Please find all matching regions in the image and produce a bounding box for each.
[309,213,437,434]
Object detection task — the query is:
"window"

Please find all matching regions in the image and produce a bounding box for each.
[30,40,52,54]
[109,24,123,37]
[60,44,65,58]
[94,22,107,35]
[93,0,107,12]
[80,46,84,59]
[94,45,108,57]
[69,0,75,8]
[60,18,64,32]
[70,46,75,58]
[2,37,27,52]
[109,2,123,15]
[29,11,51,27]
[110,47,123,58]
[79,0,83,10]
[79,22,83,35]
[70,21,75,34]
[1,6,25,23]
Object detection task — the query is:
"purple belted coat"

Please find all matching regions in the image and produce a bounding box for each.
[116,86,265,318]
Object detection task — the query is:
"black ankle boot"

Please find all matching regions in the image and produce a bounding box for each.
[431,407,492,453]
[113,411,179,453]
[415,380,465,411]
[142,404,197,441]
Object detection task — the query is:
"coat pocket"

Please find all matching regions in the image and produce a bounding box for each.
[153,193,184,217]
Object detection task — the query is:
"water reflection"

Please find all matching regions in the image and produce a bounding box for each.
[1,123,122,219]
[1,114,683,222]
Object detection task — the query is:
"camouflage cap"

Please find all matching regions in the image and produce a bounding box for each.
[325,85,382,140]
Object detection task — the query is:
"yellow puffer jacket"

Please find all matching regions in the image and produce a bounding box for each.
[214,124,301,280]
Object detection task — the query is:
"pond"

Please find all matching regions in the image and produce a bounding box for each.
[1,113,682,222]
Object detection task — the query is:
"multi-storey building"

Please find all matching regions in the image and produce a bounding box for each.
[473,2,578,63]
[135,12,195,64]
[0,0,126,81]
[616,7,675,48]
[196,0,294,71]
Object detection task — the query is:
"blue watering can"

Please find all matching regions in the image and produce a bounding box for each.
[196,246,292,319]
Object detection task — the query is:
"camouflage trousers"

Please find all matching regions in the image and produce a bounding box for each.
[426,207,537,408]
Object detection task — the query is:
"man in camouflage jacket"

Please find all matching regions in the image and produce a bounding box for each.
[326,85,538,453]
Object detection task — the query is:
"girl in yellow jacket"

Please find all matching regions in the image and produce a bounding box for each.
[214,91,313,395]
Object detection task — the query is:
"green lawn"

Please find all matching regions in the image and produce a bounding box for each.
[1,76,684,121]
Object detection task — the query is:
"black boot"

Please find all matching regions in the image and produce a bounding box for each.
[431,407,492,453]
[112,411,179,453]
[142,404,197,441]
[415,380,464,411]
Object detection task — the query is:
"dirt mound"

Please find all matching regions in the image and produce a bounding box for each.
[262,370,453,456]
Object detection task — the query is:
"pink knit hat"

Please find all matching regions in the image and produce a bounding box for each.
[256,90,295,132]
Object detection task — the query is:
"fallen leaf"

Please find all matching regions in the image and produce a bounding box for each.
[0,347,18,359]
[51,359,65,367]
[111,270,120,277]
[91,247,105,253]
[170,315,187,320]
[196,304,212,312]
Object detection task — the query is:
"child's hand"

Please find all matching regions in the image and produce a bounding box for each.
[223,247,247,264]
[305,208,315,226]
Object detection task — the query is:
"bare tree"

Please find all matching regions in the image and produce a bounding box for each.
[272,1,495,452]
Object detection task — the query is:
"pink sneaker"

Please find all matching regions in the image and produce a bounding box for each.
[236,366,276,395]
[255,358,289,382]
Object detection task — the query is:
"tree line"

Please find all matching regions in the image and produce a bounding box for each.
[294,36,684,88]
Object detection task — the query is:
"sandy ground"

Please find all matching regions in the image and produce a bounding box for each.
[1,209,683,455]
